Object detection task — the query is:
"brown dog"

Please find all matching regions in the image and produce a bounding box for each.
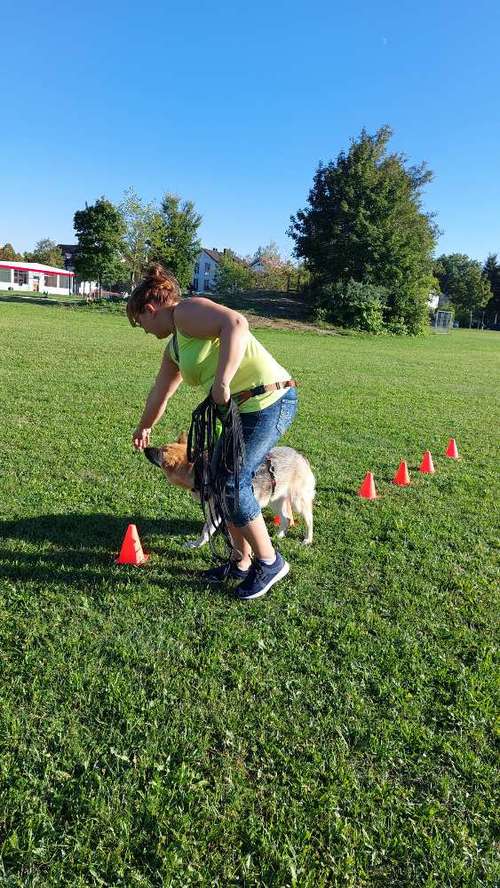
[145,433,315,548]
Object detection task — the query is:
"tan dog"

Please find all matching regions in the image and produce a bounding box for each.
[144,433,315,548]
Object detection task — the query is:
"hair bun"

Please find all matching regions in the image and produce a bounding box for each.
[148,263,167,283]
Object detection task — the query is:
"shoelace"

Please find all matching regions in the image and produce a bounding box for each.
[250,559,267,580]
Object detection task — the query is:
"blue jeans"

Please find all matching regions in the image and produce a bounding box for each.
[224,388,298,527]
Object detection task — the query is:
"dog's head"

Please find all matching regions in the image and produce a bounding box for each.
[144,432,194,489]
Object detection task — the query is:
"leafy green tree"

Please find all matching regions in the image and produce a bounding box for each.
[288,126,438,333]
[249,243,309,291]
[252,241,283,267]
[483,253,500,318]
[317,280,388,333]
[118,187,157,288]
[214,252,254,294]
[0,243,22,260]
[73,198,126,295]
[148,193,202,288]
[24,238,64,268]
[434,253,491,319]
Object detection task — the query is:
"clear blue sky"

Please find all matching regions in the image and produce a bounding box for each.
[1,0,499,262]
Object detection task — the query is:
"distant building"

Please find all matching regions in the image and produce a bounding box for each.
[191,247,248,293]
[0,260,74,295]
[249,256,266,273]
[191,248,224,293]
[57,244,97,296]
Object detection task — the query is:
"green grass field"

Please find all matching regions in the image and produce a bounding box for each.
[0,301,498,887]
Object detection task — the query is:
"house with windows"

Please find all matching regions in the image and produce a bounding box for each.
[0,260,74,295]
[192,248,226,293]
[191,247,249,293]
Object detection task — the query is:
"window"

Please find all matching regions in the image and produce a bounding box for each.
[0,268,11,283]
[194,262,199,273]
[44,274,58,287]
[204,262,210,272]
[193,277,199,291]
[14,270,28,285]
[204,279,211,291]
[58,275,70,290]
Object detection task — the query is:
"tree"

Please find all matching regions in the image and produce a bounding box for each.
[73,198,126,295]
[287,126,438,333]
[434,253,491,319]
[118,187,157,289]
[148,193,202,289]
[0,243,22,260]
[213,252,254,295]
[483,254,500,318]
[252,241,283,268]
[24,238,64,268]
[319,280,387,333]
[249,243,308,291]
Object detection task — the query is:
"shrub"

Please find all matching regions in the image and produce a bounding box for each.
[316,280,388,333]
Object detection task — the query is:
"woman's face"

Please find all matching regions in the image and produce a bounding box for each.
[136,304,171,338]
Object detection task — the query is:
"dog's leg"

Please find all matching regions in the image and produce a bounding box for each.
[184,503,221,549]
[284,497,295,527]
[184,522,210,548]
[273,497,291,539]
[302,500,313,545]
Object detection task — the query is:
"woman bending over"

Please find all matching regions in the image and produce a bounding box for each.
[128,264,297,601]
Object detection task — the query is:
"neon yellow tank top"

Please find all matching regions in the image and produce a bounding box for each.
[167,329,291,413]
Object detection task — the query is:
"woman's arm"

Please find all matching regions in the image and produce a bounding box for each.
[133,348,183,449]
[174,297,249,403]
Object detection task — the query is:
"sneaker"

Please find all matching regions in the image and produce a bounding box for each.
[202,559,250,584]
[234,552,289,600]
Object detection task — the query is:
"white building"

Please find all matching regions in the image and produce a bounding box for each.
[191,247,250,293]
[249,256,266,273]
[0,260,74,296]
[58,244,97,296]
[192,248,225,293]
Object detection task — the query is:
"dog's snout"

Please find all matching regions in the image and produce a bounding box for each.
[144,447,164,468]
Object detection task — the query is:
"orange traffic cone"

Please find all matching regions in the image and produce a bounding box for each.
[393,460,411,486]
[419,450,435,474]
[273,515,281,526]
[445,438,460,459]
[115,524,149,565]
[358,471,378,499]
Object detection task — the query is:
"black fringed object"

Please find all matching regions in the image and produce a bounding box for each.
[187,395,246,559]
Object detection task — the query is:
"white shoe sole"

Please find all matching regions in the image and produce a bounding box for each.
[237,560,290,600]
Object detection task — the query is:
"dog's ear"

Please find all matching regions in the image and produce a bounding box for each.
[177,431,188,444]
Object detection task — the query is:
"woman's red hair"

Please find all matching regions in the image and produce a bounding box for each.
[127,263,181,325]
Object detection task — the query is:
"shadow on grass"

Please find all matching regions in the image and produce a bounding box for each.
[0,294,80,308]
[0,513,206,589]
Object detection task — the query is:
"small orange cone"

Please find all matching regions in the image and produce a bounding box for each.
[419,450,435,474]
[445,438,460,459]
[358,471,378,499]
[273,515,281,526]
[115,524,149,565]
[393,460,411,486]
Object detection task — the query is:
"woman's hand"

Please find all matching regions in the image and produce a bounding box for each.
[211,381,231,406]
[132,426,152,450]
